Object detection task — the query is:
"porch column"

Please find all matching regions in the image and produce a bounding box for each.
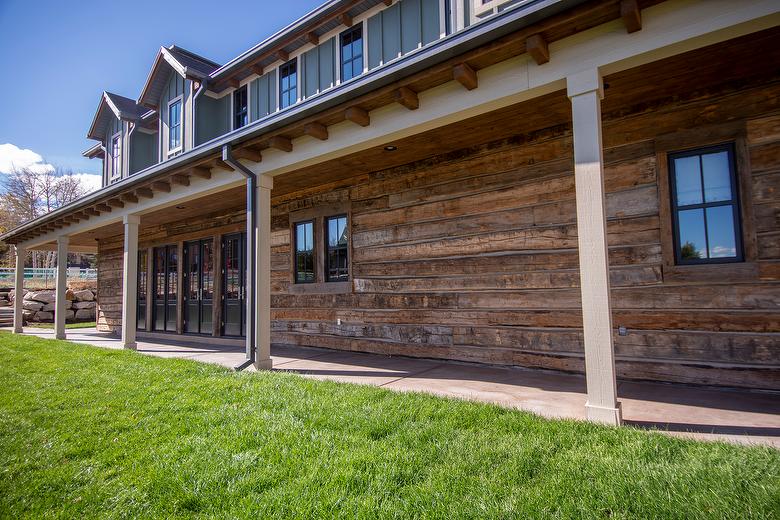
[254,174,274,370]
[121,215,140,350]
[55,236,69,340]
[566,68,622,426]
[13,245,26,333]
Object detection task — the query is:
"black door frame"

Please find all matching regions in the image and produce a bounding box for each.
[152,244,178,333]
[183,238,214,335]
[221,232,246,337]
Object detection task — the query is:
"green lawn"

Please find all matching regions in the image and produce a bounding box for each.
[0,333,778,519]
[26,321,96,330]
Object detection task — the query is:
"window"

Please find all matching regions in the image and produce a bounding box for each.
[279,59,298,109]
[669,144,742,264]
[110,133,121,178]
[233,85,248,129]
[138,249,147,330]
[168,97,182,152]
[294,221,315,283]
[325,215,349,281]
[340,26,363,82]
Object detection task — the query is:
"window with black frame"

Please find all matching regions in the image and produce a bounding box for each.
[294,221,315,283]
[340,25,363,82]
[325,215,348,282]
[669,143,742,264]
[233,85,248,129]
[279,59,298,109]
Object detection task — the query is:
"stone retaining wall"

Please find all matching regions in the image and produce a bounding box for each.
[3,289,96,324]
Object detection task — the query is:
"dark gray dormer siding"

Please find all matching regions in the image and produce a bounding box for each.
[301,37,337,99]
[250,69,278,122]
[195,95,230,145]
[129,131,158,175]
[368,0,440,69]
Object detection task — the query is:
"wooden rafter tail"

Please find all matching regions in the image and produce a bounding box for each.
[345,106,370,127]
[453,63,478,90]
[526,34,550,65]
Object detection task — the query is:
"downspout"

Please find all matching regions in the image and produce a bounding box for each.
[221,144,256,371]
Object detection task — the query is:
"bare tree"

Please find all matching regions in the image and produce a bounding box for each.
[0,166,89,269]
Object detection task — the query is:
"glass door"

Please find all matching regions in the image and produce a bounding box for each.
[221,233,246,337]
[137,249,147,330]
[152,245,178,333]
[184,239,214,335]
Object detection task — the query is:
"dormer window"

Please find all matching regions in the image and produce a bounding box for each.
[168,97,182,153]
[340,25,363,82]
[233,85,248,129]
[110,133,121,180]
[279,59,298,109]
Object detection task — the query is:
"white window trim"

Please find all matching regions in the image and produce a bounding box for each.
[167,95,183,156]
[110,132,121,181]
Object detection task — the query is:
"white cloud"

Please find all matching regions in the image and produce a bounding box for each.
[0,143,53,174]
[0,143,101,193]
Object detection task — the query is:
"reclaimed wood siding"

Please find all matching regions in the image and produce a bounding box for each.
[269,87,780,390]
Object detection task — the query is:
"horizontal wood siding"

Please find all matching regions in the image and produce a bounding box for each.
[267,79,780,390]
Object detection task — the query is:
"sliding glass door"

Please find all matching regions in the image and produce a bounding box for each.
[183,238,214,335]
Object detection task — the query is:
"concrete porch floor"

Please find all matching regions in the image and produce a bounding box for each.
[19,327,780,448]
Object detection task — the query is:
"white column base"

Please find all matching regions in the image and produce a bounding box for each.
[586,401,623,426]
[254,357,273,370]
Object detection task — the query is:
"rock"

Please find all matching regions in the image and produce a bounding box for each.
[64,310,75,321]
[9,289,27,301]
[73,290,94,302]
[65,289,75,301]
[27,291,56,304]
[22,310,35,320]
[36,311,54,322]
[41,302,55,312]
[73,301,96,310]
[23,301,43,311]
[74,309,94,320]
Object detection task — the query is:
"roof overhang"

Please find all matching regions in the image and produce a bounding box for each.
[138,47,217,109]
[82,142,105,159]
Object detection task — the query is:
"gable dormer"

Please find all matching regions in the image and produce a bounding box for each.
[84,92,157,187]
[138,45,220,161]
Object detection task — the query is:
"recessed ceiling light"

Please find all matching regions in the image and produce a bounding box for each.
[384,145,397,151]
[175,205,186,210]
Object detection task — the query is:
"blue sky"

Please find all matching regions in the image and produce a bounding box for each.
[0,0,322,188]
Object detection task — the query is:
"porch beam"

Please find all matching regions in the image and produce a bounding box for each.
[55,235,69,340]
[235,145,263,162]
[621,0,642,34]
[453,63,478,90]
[345,106,370,127]
[269,136,293,152]
[526,34,550,65]
[254,174,274,370]
[151,181,171,193]
[394,87,419,110]
[190,166,212,179]
[136,187,154,199]
[121,215,140,350]
[95,204,112,213]
[567,68,621,426]
[304,122,329,141]
[107,199,124,208]
[13,245,25,333]
[170,174,191,187]
[121,193,139,204]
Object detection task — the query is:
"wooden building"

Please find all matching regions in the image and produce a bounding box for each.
[3,0,779,425]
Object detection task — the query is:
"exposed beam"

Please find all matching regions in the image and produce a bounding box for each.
[190,166,212,179]
[269,136,293,152]
[345,106,370,127]
[304,122,329,141]
[228,78,240,89]
[394,86,419,110]
[453,63,478,90]
[170,174,191,187]
[277,49,290,63]
[526,34,550,65]
[214,159,235,172]
[85,208,100,216]
[306,32,319,45]
[620,0,642,33]
[250,64,264,76]
[235,145,263,163]
[107,199,124,208]
[340,12,353,27]
[121,193,139,204]
[136,187,154,199]
[95,204,112,213]
[383,0,392,5]
[151,181,171,193]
